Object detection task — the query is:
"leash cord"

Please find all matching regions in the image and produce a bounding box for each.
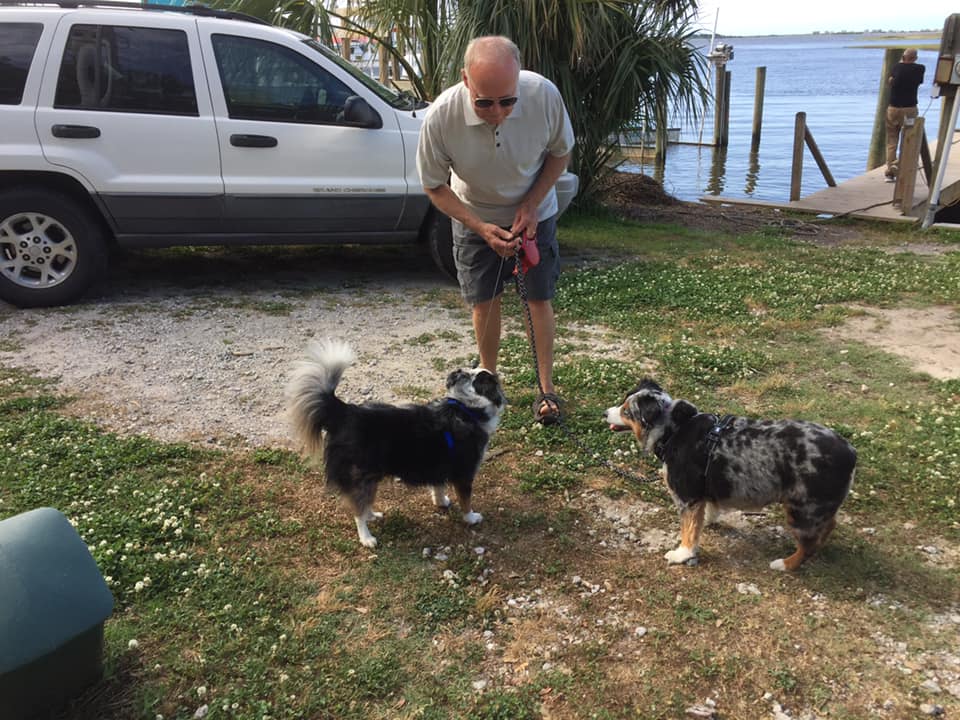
[512,248,658,486]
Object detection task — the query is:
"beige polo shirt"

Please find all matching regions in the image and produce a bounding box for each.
[416,70,575,227]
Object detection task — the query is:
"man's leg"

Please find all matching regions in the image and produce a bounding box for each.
[885,106,902,177]
[523,299,556,398]
[473,295,502,372]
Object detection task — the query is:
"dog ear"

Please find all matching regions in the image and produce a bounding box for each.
[472,370,505,406]
[637,378,663,393]
[669,400,699,425]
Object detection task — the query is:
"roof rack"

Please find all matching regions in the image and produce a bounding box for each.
[0,0,270,25]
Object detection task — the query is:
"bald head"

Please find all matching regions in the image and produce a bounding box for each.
[903,48,918,62]
[464,36,521,75]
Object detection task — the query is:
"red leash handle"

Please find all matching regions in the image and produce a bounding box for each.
[513,231,539,275]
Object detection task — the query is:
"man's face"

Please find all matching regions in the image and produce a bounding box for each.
[462,62,519,126]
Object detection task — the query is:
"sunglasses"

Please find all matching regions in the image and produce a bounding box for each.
[473,96,518,109]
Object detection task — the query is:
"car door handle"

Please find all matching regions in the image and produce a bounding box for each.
[230,134,278,148]
[51,124,101,139]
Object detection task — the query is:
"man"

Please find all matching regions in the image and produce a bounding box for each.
[885,48,925,182]
[416,36,575,424]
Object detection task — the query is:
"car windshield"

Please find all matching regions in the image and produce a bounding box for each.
[302,39,424,111]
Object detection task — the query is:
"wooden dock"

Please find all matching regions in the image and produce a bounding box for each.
[701,131,960,224]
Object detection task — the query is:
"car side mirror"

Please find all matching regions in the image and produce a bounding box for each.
[340,95,382,129]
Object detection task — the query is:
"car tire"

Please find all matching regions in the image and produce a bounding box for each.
[0,189,108,308]
[426,211,457,282]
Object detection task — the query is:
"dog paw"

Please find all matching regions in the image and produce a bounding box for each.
[769,558,787,571]
[359,535,378,548]
[463,511,483,525]
[366,510,384,522]
[664,546,697,565]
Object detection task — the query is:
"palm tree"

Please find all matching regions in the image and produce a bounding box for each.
[208,0,706,206]
[350,0,453,100]
[211,0,335,41]
[445,0,707,205]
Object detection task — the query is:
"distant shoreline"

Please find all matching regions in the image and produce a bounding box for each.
[693,30,941,40]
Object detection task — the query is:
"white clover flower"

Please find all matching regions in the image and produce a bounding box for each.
[134,581,145,592]
[128,639,140,650]
[197,686,207,698]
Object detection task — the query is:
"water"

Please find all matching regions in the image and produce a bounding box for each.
[622,35,942,202]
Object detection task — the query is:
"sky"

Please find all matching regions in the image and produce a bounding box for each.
[694,0,955,37]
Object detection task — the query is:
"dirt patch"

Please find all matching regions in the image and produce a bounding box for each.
[600,171,861,243]
[822,305,960,380]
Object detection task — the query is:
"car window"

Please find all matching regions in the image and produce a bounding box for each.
[303,39,419,111]
[212,34,354,125]
[54,24,197,115]
[0,22,43,105]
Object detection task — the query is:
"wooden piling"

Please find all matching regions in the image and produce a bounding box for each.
[721,69,731,147]
[867,48,902,171]
[791,112,806,201]
[712,66,726,147]
[751,66,766,152]
[894,116,924,211]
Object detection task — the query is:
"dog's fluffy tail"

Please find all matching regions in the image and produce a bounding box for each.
[286,339,356,457]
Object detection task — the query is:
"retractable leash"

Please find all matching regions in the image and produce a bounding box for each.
[508,235,657,486]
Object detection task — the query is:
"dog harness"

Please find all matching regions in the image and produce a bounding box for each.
[443,398,484,457]
[703,414,735,477]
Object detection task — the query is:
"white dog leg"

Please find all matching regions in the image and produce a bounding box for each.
[463,511,483,525]
[354,515,378,548]
[665,503,704,565]
[430,486,451,508]
[704,501,720,526]
[364,508,384,522]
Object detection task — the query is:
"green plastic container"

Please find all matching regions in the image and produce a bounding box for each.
[0,507,115,719]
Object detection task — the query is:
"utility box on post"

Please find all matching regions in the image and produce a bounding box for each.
[0,507,115,719]
[934,13,960,85]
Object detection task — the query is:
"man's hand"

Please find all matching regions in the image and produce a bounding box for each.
[481,224,521,258]
[511,202,539,240]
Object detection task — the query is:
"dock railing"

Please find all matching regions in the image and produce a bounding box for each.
[790,112,836,201]
[893,117,933,213]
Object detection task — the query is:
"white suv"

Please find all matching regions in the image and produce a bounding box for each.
[0,2,578,307]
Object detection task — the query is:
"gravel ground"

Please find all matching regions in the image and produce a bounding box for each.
[0,246,480,448]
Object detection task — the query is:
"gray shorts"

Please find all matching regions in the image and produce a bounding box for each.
[452,215,560,305]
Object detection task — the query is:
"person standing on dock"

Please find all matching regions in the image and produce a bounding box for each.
[884,48,925,182]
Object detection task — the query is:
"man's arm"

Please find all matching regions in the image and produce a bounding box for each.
[512,152,571,237]
[424,184,519,258]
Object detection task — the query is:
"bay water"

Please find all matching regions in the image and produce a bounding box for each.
[622,35,943,203]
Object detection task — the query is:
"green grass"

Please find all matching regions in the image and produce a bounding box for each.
[1,212,959,719]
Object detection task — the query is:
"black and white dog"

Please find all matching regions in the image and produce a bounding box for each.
[604,379,857,570]
[287,339,506,548]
